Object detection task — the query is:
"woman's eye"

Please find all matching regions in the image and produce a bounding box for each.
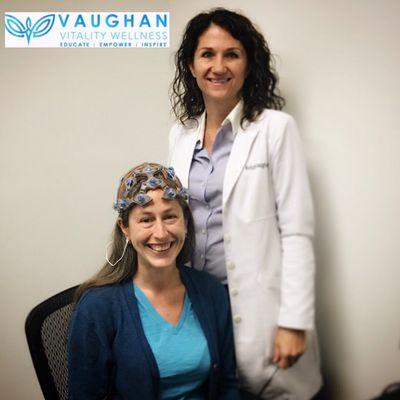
[139,217,152,224]
[201,51,213,58]
[226,52,239,59]
[165,214,177,221]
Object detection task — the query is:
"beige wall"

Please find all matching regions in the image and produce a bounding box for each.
[1,0,399,399]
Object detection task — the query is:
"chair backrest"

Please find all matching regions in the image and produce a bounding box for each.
[25,286,78,400]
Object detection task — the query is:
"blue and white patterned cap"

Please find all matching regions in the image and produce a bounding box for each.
[113,163,189,212]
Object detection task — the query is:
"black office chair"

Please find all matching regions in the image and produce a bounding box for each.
[25,286,78,400]
[371,383,400,400]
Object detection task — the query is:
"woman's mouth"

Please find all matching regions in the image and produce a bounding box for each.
[147,242,173,253]
[207,77,231,84]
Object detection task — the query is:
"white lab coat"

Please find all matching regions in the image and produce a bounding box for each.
[168,108,322,399]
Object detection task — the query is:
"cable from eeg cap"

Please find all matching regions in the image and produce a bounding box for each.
[106,237,129,267]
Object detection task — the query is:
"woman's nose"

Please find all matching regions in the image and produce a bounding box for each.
[153,220,168,239]
[211,56,226,74]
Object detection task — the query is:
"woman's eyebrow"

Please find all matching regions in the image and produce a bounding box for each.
[198,46,242,51]
[136,210,153,216]
[162,207,176,214]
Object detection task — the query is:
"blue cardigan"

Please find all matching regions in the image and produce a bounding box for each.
[68,266,240,399]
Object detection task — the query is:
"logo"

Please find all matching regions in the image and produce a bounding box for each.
[5,14,55,45]
[4,12,170,48]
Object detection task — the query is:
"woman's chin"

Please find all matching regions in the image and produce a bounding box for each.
[139,250,179,271]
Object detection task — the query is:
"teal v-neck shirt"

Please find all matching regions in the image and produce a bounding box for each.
[134,284,211,399]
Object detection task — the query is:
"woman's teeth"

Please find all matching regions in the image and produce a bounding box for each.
[208,78,230,83]
[148,242,172,252]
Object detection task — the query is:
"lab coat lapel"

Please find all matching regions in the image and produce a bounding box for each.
[176,129,198,188]
[223,125,259,205]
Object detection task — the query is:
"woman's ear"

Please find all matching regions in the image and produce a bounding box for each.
[117,218,129,239]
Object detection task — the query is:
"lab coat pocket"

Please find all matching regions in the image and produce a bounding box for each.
[255,273,281,323]
[257,273,281,294]
[235,165,276,222]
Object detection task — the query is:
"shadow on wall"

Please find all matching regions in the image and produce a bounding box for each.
[309,167,345,400]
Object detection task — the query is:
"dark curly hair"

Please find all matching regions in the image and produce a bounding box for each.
[171,8,285,126]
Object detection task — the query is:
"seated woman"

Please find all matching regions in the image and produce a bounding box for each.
[68,163,240,400]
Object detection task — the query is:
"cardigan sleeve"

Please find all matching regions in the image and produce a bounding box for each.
[269,115,315,330]
[68,294,114,399]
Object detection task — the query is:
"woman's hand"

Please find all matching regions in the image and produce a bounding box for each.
[273,327,306,369]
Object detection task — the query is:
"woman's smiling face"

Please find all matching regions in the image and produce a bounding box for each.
[190,23,247,109]
[120,189,186,273]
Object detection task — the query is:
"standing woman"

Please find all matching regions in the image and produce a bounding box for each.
[169,8,322,400]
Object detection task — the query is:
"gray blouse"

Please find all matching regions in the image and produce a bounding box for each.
[188,101,242,283]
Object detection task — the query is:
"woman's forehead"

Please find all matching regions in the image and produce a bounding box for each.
[131,189,182,214]
[197,24,243,49]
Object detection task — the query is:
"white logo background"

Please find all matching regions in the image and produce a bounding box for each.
[5,12,170,48]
